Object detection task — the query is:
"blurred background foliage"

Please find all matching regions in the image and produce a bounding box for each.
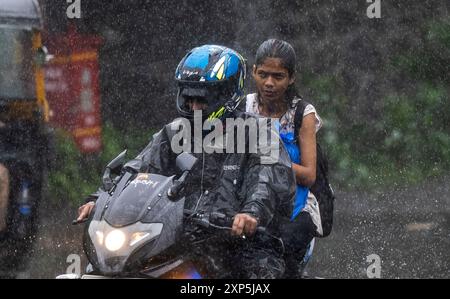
[308,18,450,189]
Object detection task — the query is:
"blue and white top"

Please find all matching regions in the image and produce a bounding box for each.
[246,93,323,235]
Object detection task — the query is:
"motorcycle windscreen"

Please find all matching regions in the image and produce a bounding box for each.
[103,173,175,227]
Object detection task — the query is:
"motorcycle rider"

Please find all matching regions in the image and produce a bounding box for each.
[77,45,296,278]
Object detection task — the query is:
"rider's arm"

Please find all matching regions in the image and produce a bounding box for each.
[0,164,10,231]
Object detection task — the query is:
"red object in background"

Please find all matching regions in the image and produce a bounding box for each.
[44,25,103,154]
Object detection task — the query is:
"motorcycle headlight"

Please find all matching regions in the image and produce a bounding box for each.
[105,230,126,252]
[87,221,164,274]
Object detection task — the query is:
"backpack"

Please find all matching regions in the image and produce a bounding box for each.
[293,98,335,237]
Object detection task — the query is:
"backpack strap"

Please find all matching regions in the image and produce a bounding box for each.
[293,98,310,145]
[292,98,335,237]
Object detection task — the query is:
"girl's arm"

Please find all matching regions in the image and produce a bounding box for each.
[292,113,317,187]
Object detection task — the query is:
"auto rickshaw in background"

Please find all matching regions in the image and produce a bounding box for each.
[0,0,53,274]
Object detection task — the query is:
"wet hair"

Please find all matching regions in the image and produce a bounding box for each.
[255,39,298,103]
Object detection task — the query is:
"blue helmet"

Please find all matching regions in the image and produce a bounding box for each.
[175,45,246,119]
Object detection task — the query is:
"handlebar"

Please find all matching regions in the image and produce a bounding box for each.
[184,210,284,254]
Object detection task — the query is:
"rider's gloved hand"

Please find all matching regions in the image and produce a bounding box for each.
[232,213,258,237]
[77,201,95,222]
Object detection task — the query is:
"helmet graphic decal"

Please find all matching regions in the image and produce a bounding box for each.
[211,56,227,80]
[216,64,225,80]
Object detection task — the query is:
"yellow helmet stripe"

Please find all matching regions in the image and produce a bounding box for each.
[216,64,225,80]
[208,106,226,120]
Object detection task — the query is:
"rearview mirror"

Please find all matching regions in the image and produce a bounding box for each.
[168,153,198,200]
[103,149,127,190]
[106,149,127,171]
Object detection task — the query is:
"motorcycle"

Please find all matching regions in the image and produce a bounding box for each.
[58,151,283,279]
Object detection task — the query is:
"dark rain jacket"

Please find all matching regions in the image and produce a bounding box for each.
[88,111,296,233]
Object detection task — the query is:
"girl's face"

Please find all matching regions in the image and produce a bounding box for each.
[252,57,295,104]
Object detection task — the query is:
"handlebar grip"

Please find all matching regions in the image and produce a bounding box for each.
[209,212,234,227]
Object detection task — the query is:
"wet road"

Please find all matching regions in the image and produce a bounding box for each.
[308,176,450,279]
[8,176,450,279]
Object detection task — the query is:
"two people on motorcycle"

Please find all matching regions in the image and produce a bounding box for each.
[78,44,297,278]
